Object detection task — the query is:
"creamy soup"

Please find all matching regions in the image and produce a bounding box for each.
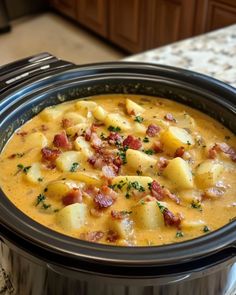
[0,95,235,246]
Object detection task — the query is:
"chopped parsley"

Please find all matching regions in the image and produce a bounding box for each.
[108,126,121,132]
[112,179,145,199]
[143,136,149,143]
[191,199,202,211]
[156,201,167,213]
[134,116,144,123]
[136,170,143,176]
[143,149,154,155]
[35,193,52,210]
[225,135,231,140]
[16,164,31,174]
[187,141,192,146]
[176,231,184,238]
[70,162,79,172]
[37,177,44,182]
[203,226,210,233]
[100,132,107,140]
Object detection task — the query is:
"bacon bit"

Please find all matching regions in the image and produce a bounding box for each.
[150,180,164,201]
[163,208,182,228]
[123,135,142,150]
[150,180,180,204]
[41,147,61,162]
[157,157,169,171]
[94,186,117,209]
[146,124,161,137]
[107,132,122,145]
[111,210,130,220]
[61,118,73,129]
[153,141,163,153]
[62,188,83,205]
[203,187,225,199]
[80,231,104,242]
[45,162,56,170]
[164,113,176,122]
[208,143,236,162]
[16,131,28,137]
[174,147,185,158]
[90,132,103,149]
[102,165,117,179]
[84,127,92,141]
[106,230,119,242]
[53,131,72,149]
[88,148,121,172]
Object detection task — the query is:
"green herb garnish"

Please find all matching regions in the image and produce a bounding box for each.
[176,231,184,238]
[70,162,79,172]
[156,201,167,213]
[225,135,231,140]
[36,194,46,206]
[108,126,121,132]
[16,164,31,174]
[136,170,143,176]
[143,137,149,143]
[134,116,144,123]
[191,199,202,211]
[143,149,154,155]
[37,177,44,182]
[203,226,210,233]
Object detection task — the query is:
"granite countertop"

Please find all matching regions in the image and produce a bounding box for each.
[124,24,236,88]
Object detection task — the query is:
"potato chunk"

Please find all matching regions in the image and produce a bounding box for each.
[178,189,202,203]
[182,219,205,229]
[105,113,131,131]
[24,132,48,149]
[132,196,165,229]
[66,123,88,137]
[56,151,84,172]
[63,112,86,125]
[75,100,97,116]
[74,136,93,158]
[45,180,80,201]
[40,107,62,121]
[126,149,156,172]
[56,203,87,231]
[111,176,153,192]
[108,217,133,239]
[161,126,194,154]
[164,157,193,189]
[93,105,107,121]
[24,162,42,184]
[64,172,102,187]
[195,160,223,188]
[126,99,145,115]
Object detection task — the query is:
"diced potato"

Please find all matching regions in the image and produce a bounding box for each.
[175,112,196,129]
[108,217,133,239]
[40,106,62,121]
[132,196,164,229]
[163,157,193,189]
[93,105,107,121]
[134,123,146,135]
[66,123,88,137]
[75,100,97,116]
[63,112,86,125]
[24,162,42,184]
[178,189,202,203]
[195,160,223,188]
[45,179,80,200]
[64,171,102,187]
[126,99,145,115]
[126,149,156,172]
[56,203,87,231]
[74,136,93,158]
[105,113,131,131]
[182,219,205,229]
[111,175,153,191]
[24,132,48,149]
[56,151,84,172]
[161,126,194,154]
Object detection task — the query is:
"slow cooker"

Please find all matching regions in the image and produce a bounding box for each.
[0,53,235,295]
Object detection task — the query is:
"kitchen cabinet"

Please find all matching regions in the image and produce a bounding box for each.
[195,0,236,34]
[50,0,236,53]
[50,0,77,19]
[76,0,108,37]
[148,0,197,47]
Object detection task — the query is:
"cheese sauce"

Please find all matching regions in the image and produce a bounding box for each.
[0,94,235,246]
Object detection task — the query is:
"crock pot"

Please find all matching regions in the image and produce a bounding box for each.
[0,53,235,295]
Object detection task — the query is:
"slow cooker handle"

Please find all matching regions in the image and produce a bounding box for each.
[0,52,74,94]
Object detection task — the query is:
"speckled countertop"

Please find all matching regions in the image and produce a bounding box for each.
[124,24,236,88]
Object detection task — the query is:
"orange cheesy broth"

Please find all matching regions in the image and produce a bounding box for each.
[0,94,235,246]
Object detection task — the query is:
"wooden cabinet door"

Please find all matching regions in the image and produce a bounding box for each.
[149,0,197,48]
[51,0,77,19]
[77,0,108,37]
[109,0,148,53]
[195,0,236,34]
